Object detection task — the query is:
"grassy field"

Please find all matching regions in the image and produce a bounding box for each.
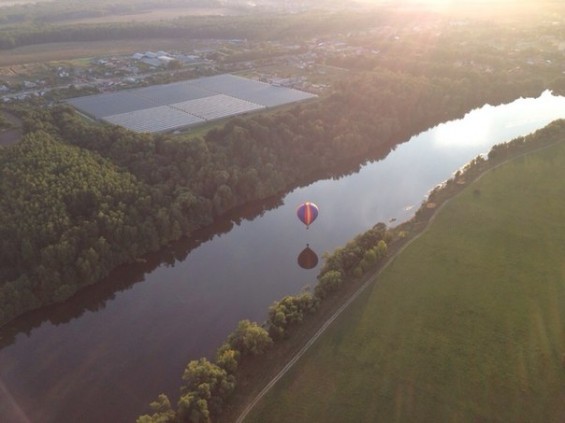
[246,141,565,422]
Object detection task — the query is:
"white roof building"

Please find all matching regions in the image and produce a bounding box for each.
[158,56,175,63]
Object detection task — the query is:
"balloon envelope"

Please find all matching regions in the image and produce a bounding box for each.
[296,202,319,227]
[297,245,318,270]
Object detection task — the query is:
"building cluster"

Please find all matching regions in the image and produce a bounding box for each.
[3,31,563,104]
[131,51,203,68]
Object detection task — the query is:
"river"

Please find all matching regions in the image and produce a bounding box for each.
[1,91,565,423]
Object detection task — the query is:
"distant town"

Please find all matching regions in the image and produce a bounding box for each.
[0,38,351,102]
[2,17,564,106]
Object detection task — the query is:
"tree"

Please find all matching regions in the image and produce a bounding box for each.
[226,320,273,356]
[216,346,239,374]
[267,293,318,339]
[182,359,227,392]
[314,270,343,299]
[180,358,236,418]
[177,393,210,423]
[376,240,388,259]
[136,394,175,423]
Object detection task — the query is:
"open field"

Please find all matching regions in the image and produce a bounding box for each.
[0,38,208,67]
[53,7,241,25]
[246,140,565,422]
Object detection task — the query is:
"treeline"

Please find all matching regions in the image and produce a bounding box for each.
[0,67,548,326]
[0,0,222,26]
[0,11,377,50]
[138,223,392,422]
[0,127,216,325]
[0,132,164,322]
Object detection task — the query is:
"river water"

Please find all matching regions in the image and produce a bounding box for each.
[1,91,565,423]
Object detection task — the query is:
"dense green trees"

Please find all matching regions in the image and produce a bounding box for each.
[268,293,319,339]
[314,270,343,299]
[320,223,391,278]
[0,131,158,323]
[137,394,176,423]
[224,320,273,356]
[178,358,236,421]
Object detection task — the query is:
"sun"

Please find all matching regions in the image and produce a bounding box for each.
[413,0,452,4]
[355,0,462,11]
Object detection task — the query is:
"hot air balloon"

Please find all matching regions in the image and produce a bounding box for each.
[296,202,319,228]
[297,244,318,270]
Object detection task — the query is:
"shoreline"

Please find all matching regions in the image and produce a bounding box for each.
[224,122,565,422]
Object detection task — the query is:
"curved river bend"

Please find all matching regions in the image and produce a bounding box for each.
[1,91,565,423]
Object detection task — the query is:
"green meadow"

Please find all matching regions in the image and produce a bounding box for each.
[247,141,565,422]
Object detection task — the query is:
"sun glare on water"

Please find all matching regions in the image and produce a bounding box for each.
[361,0,547,20]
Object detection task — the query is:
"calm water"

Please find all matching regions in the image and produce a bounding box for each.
[1,91,565,423]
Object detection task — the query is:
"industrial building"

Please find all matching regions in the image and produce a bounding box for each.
[67,74,317,133]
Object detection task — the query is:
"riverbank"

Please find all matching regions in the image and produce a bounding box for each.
[217,119,565,422]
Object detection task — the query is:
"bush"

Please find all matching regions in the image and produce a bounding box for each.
[225,320,273,356]
[314,270,343,299]
[268,293,319,339]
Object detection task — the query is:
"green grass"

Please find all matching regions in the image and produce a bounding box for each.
[247,142,565,423]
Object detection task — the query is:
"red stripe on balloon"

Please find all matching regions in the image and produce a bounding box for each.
[305,202,312,225]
